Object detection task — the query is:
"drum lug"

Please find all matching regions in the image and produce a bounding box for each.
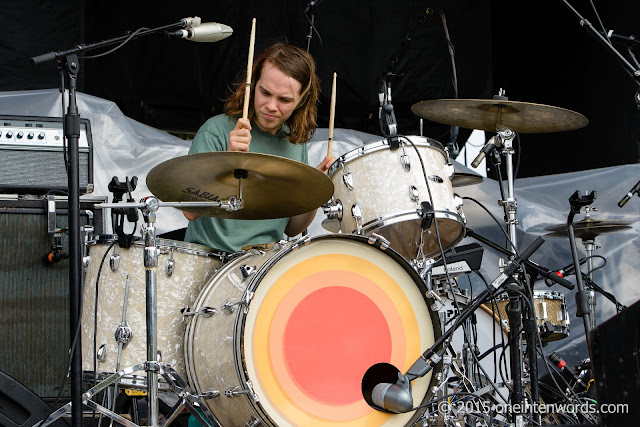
[400,153,411,171]
[323,199,343,221]
[96,344,107,363]
[110,252,120,272]
[114,322,133,346]
[223,291,253,314]
[240,264,256,279]
[410,185,420,203]
[399,144,411,171]
[165,247,175,277]
[367,233,390,250]
[201,389,220,399]
[351,204,363,232]
[342,172,354,190]
[182,306,218,318]
[225,380,259,402]
[165,258,175,277]
[246,417,261,427]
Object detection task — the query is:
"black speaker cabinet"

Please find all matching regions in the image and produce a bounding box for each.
[0,195,106,399]
[590,299,640,426]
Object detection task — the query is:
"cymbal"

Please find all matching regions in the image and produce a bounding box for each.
[451,172,484,187]
[452,161,484,187]
[544,218,632,239]
[146,152,334,219]
[411,99,589,133]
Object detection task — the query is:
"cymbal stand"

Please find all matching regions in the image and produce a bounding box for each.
[565,191,596,342]
[492,124,543,422]
[495,126,518,248]
[582,237,597,329]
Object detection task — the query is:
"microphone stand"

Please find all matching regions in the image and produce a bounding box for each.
[565,191,597,342]
[29,18,193,427]
[559,0,640,105]
[304,0,324,53]
[378,237,545,414]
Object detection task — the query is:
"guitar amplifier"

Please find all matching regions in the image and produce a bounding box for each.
[0,115,93,195]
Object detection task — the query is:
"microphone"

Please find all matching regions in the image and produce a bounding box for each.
[471,136,497,168]
[549,352,586,389]
[371,373,413,414]
[168,22,233,43]
[617,178,640,207]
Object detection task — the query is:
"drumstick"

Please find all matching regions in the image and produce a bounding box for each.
[243,18,256,120]
[327,72,337,158]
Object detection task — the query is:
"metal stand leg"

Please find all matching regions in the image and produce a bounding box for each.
[583,239,597,329]
[141,197,161,427]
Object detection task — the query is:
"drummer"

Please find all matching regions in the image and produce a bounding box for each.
[183,41,335,253]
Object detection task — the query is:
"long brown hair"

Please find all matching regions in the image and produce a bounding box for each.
[224,42,320,144]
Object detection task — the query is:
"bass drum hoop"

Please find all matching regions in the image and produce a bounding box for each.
[235,234,442,426]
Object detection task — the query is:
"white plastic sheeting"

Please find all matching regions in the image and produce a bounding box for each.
[1,89,638,365]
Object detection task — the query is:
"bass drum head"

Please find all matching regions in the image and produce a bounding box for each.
[241,235,439,426]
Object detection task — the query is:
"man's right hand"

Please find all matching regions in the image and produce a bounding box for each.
[228,118,252,152]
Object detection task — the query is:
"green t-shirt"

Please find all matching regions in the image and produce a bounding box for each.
[184,114,309,253]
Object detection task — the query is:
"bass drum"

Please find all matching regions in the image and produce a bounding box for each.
[185,234,440,426]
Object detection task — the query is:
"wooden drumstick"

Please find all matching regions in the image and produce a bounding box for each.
[243,18,256,120]
[327,72,337,158]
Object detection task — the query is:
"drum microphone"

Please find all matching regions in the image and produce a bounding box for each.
[549,352,586,389]
[470,136,497,168]
[371,373,414,414]
[617,178,640,207]
[168,21,233,43]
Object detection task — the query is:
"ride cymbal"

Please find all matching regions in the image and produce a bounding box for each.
[544,218,632,239]
[411,99,589,133]
[147,152,334,219]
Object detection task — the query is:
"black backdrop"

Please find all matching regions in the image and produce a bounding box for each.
[2,0,639,178]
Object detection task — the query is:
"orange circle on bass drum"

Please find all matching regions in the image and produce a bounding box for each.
[184,234,440,427]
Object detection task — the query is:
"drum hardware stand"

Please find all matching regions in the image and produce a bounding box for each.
[304,0,324,53]
[109,176,140,248]
[366,236,545,415]
[564,191,597,340]
[561,0,640,105]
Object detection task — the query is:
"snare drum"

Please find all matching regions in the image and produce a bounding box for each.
[81,236,225,388]
[492,290,570,342]
[184,234,440,426]
[324,136,465,261]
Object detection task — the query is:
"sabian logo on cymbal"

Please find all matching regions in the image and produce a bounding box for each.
[180,187,220,201]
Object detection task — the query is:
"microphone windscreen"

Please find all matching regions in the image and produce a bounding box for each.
[371,383,392,408]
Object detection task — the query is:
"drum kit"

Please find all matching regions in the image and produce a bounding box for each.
[40,95,628,427]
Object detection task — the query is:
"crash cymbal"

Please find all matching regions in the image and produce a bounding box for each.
[411,99,589,133]
[544,218,632,239]
[146,152,334,219]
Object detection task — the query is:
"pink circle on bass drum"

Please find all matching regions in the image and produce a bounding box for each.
[184,234,441,426]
